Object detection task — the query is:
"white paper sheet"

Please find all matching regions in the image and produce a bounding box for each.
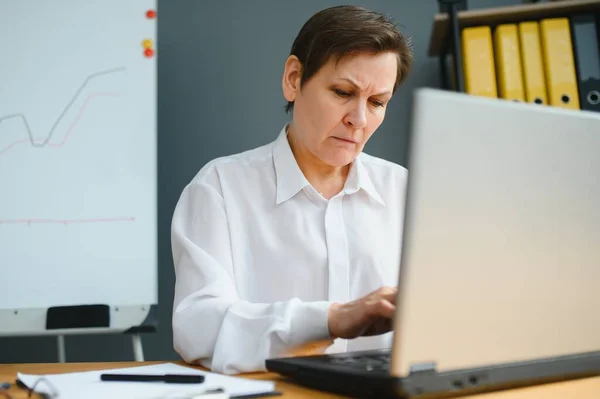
[17,362,276,399]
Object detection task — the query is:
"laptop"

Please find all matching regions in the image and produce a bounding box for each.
[266,88,600,398]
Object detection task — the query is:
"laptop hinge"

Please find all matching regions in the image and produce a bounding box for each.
[409,362,437,374]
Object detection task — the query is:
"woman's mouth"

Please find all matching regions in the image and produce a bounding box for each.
[333,137,357,144]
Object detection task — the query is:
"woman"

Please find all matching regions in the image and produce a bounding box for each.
[171,5,413,374]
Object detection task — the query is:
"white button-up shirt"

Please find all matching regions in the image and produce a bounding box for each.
[171,125,408,374]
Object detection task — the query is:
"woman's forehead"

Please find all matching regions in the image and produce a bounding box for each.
[320,53,397,89]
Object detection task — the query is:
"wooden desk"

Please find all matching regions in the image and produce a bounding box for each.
[1,361,599,398]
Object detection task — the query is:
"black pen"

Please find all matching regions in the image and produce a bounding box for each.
[100,373,205,384]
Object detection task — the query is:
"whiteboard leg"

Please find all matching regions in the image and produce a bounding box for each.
[57,335,66,363]
[132,333,144,362]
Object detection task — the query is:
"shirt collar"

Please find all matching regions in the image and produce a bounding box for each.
[272,124,385,206]
[273,125,310,204]
[346,154,386,206]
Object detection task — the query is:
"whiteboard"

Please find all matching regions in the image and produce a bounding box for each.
[0,0,157,336]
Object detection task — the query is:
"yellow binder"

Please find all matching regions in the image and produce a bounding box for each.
[494,24,525,101]
[540,18,580,109]
[518,22,548,105]
[462,26,498,98]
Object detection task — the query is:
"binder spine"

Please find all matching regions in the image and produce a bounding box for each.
[571,14,600,112]
[494,24,525,102]
[540,18,581,110]
[462,26,498,98]
[518,22,548,105]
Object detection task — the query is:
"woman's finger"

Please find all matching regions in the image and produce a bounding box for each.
[373,298,395,319]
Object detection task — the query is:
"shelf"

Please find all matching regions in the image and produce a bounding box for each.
[428,0,600,56]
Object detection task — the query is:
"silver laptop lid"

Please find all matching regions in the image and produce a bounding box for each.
[391,88,600,377]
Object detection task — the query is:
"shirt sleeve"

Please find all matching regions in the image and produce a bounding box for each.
[171,170,333,374]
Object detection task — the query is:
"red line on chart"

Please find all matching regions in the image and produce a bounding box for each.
[0,217,136,226]
[0,92,121,158]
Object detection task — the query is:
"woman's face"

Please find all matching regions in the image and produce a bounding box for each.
[283,51,398,167]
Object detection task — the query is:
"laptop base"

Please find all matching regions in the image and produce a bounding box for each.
[266,349,600,398]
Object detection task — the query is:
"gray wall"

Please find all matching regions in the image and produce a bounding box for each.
[1,0,519,364]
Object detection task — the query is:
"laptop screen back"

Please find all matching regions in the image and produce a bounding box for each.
[391,88,600,377]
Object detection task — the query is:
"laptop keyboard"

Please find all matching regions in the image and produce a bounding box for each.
[326,353,391,372]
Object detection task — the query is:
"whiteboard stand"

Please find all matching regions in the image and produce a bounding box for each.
[0,305,157,363]
[57,335,66,363]
[132,333,145,362]
[54,333,146,362]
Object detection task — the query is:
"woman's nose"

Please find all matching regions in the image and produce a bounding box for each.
[344,102,367,129]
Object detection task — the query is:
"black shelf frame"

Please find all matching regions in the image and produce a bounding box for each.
[437,0,467,92]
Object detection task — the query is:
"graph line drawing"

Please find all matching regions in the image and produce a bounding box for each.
[0,217,135,226]
[0,66,126,148]
[0,67,132,224]
[0,91,121,158]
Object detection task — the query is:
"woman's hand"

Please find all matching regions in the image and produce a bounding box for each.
[327,286,397,339]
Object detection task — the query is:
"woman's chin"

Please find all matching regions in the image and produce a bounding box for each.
[319,151,359,168]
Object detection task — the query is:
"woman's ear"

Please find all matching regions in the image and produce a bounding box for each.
[282,55,302,103]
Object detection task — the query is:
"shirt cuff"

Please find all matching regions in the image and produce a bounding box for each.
[289,300,332,347]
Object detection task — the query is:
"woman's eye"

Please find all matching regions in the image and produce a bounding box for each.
[371,100,385,107]
[334,89,351,97]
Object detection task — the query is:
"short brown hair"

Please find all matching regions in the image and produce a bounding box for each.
[285,5,413,113]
